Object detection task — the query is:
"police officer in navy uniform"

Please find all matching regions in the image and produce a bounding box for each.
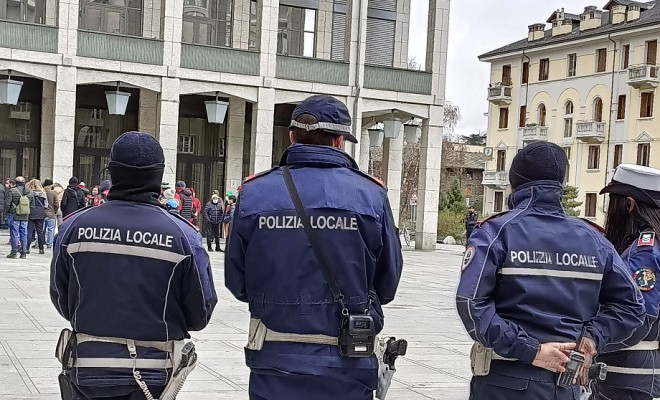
[456,142,645,400]
[50,131,218,400]
[225,95,403,400]
[594,164,660,400]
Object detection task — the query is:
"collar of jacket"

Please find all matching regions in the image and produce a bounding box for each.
[508,180,565,212]
[279,144,358,169]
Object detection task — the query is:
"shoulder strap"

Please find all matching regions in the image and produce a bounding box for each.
[282,166,348,314]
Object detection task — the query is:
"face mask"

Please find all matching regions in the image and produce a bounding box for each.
[212,199,218,204]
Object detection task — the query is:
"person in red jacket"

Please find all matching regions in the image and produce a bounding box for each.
[174,181,195,223]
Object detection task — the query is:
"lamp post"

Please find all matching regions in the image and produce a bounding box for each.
[105,81,131,115]
[0,70,23,105]
[205,91,229,124]
[404,121,421,143]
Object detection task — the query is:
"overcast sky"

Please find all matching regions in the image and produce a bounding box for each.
[409,0,606,137]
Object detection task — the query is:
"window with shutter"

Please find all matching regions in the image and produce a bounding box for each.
[613,144,623,168]
[641,92,654,118]
[519,106,526,127]
[617,95,626,120]
[331,12,346,61]
[622,44,630,69]
[522,62,529,84]
[596,48,607,73]
[585,194,597,218]
[365,18,395,67]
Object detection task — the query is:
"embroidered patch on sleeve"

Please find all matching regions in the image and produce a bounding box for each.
[633,268,656,292]
[462,246,476,272]
[638,232,656,247]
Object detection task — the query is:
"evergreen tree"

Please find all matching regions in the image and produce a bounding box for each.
[562,185,583,217]
[440,180,467,214]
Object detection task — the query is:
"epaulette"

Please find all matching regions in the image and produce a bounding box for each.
[62,206,92,221]
[243,167,278,185]
[353,169,386,189]
[167,210,200,232]
[579,218,605,233]
[477,211,510,227]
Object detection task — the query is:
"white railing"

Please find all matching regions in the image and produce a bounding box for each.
[521,125,549,141]
[576,121,606,140]
[482,171,509,186]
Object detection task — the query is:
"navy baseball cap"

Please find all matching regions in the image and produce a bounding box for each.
[290,95,357,143]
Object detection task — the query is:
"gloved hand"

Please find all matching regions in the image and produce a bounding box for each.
[532,342,576,372]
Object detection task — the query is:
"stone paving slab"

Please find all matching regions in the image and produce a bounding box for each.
[0,232,472,399]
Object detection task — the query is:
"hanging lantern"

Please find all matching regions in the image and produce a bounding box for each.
[205,91,229,124]
[105,81,131,115]
[368,128,383,147]
[0,70,23,105]
[383,110,402,139]
[404,124,421,143]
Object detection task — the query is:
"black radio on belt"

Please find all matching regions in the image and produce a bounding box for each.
[339,314,376,358]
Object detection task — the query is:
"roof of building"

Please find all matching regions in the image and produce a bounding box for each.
[546,10,581,23]
[442,143,485,170]
[479,0,659,60]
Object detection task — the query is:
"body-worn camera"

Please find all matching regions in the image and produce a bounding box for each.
[557,350,585,388]
[588,362,607,381]
[339,314,376,358]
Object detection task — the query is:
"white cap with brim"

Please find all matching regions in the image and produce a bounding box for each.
[600,164,660,208]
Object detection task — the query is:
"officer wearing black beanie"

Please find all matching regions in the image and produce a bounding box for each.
[509,142,568,190]
[456,141,645,400]
[50,131,217,400]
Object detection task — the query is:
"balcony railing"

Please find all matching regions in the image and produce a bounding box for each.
[77,31,164,65]
[487,82,513,105]
[181,44,260,75]
[521,125,549,142]
[364,66,432,95]
[276,56,350,86]
[482,171,509,188]
[0,20,58,53]
[576,121,606,142]
[627,64,659,89]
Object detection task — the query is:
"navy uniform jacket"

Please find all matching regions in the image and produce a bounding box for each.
[456,182,645,375]
[597,230,660,396]
[225,144,403,390]
[50,200,217,387]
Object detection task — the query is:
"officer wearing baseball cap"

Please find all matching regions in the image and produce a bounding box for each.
[225,95,403,400]
[456,142,645,400]
[51,131,217,399]
[594,164,660,400]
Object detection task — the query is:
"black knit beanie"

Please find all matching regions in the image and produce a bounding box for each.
[509,142,567,190]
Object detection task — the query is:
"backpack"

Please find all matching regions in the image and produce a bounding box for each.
[13,188,30,216]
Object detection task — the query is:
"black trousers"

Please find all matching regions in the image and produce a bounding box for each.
[593,385,653,400]
[28,219,45,251]
[207,223,221,249]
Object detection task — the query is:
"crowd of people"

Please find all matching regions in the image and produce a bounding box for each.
[1,174,238,258]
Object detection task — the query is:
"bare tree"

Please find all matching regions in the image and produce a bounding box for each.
[443,102,463,141]
[407,57,422,70]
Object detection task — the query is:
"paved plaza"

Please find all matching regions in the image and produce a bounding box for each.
[0,233,472,399]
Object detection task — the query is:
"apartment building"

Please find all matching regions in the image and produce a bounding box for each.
[0,0,450,249]
[479,0,660,224]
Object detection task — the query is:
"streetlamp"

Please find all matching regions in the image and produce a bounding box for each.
[404,120,421,143]
[368,126,383,147]
[0,70,23,105]
[205,91,229,124]
[105,81,131,115]
[383,110,402,139]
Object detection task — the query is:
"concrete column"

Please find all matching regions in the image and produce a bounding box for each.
[40,81,56,180]
[250,87,275,174]
[258,0,279,78]
[393,0,411,68]
[233,0,252,50]
[157,77,180,185]
[415,110,443,250]
[347,0,368,88]
[139,90,159,134]
[225,98,246,193]
[57,0,79,56]
[45,0,57,26]
[359,128,370,172]
[162,0,183,68]
[316,0,334,60]
[426,0,450,99]
[52,67,77,185]
[381,134,404,224]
